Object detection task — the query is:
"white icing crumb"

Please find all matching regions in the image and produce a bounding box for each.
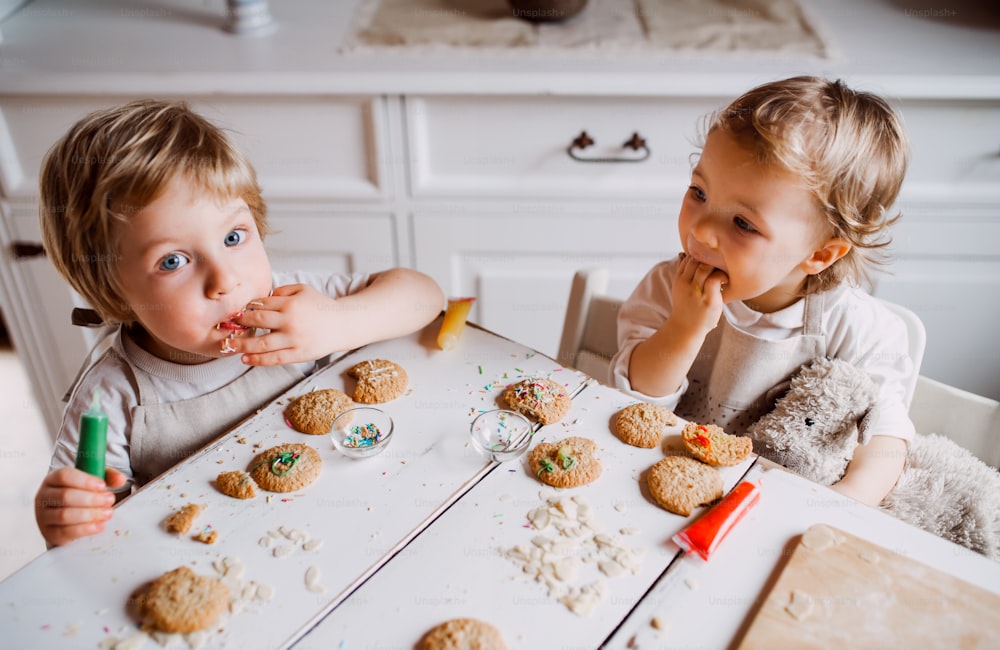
[785,589,814,621]
[502,495,644,617]
[305,566,325,594]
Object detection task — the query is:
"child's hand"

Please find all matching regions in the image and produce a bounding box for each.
[670,253,729,335]
[35,467,127,547]
[232,283,343,366]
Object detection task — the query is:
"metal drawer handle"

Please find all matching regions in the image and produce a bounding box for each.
[12,241,46,260]
[567,130,650,163]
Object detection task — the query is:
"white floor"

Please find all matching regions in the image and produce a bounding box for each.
[0,343,51,582]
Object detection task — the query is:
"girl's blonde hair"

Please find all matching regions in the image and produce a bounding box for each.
[707,76,909,292]
[39,99,268,325]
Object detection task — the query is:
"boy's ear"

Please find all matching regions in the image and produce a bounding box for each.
[801,237,852,275]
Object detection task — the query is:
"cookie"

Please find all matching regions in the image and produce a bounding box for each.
[348,359,408,404]
[192,527,218,544]
[502,378,571,425]
[417,618,506,650]
[528,436,601,488]
[646,456,723,516]
[614,402,678,448]
[164,503,202,534]
[216,470,256,499]
[285,388,354,434]
[141,566,230,633]
[682,422,753,466]
[248,443,322,493]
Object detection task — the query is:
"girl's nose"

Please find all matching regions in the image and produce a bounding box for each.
[206,260,240,298]
[689,213,718,249]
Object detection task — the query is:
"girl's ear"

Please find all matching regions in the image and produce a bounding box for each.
[801,237,851,275]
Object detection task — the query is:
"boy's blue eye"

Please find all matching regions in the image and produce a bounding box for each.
[689,186,706,201]
[224,229,247,247]
[159,253,189,271]
[734,216,756,233]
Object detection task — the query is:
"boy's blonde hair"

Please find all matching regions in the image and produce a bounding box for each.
[39,99,268,325]
[707,76,909,292]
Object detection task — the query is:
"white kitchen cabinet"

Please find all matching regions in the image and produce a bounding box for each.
[1,0,999,437]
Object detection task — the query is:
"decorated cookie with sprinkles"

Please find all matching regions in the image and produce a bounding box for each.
[614,402,678,448]
[502,377,571,424]
[347,358,408,404]
[140,566,230,634]
[417,617,507,650]
[248,443,322,493]
[528,436,602,488]
[681,422,752,467]
[285,388,354,434]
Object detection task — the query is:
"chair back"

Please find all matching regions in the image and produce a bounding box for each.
[558,269,622,384]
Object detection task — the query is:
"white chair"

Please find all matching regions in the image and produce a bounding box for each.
[875,299,1000,466]
[557,268,622,385]
[910,376,1000,468]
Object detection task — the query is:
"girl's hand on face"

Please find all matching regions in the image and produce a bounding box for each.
[229,284,341,366]
[671,253,729,335]
[35,467,127,547]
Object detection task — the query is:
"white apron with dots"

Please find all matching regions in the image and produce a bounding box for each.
[675,291,826,436]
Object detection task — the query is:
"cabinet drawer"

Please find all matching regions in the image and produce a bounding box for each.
[0,95,390,201]
[406,95,723,200]
[893,99,1000,202]
[413,205,678,357]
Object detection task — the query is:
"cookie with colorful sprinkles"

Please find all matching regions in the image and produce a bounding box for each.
[681,422,753,467]
[248,443,322,493]
[417,617,507,650]
[502,377,571,424]
[528,436,602,488]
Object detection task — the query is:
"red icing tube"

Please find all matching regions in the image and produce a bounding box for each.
[672,481,760,562]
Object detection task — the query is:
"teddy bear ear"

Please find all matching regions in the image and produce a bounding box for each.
[857,406,880,445]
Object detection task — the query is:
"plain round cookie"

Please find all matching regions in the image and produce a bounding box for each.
[216,470,257,499]
[502,377,571,425]
[528,436,602,488]
[285,388,354,434]
[141,566,230,633]
[646,456,723,516]
[681,422,753,466]
[248,443,322,493]
[417,618,506,650]
[614,402,678,448]
[348,359,408,403]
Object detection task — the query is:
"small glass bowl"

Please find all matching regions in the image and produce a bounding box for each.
[331,407,394,459]
[470,409,534,462]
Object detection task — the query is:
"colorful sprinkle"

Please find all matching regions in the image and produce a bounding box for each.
[344,423,384,448]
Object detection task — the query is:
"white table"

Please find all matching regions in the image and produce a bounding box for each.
[0,321,590,648]
[3,319,998,649]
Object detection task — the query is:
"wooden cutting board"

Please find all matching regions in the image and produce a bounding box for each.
[737,524,1000,648]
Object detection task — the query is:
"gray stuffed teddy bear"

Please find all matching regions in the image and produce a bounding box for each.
[746,357,1000,561]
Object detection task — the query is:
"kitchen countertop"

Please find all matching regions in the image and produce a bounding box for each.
[1,0,999,97]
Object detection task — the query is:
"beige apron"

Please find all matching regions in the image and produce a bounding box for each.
[125,355,305,485]
[676,292,825,436]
